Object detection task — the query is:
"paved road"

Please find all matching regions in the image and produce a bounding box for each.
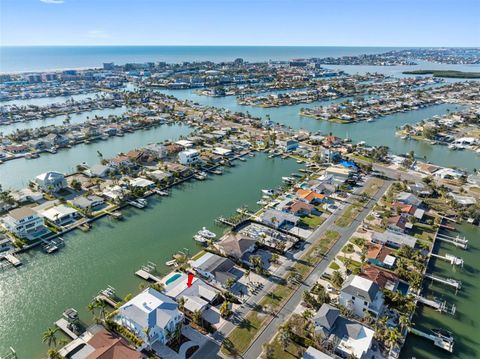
[241,179,392,359]
[193,178,391,359]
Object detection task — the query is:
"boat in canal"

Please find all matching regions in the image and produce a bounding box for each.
[196,227,216,240]
[262,188,275,196]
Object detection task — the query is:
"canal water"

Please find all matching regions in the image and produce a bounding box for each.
[1,106,128,135]
[401,223,480,359]
[0,92,101,107]
[0,153,301,358]
[158,89,475,171]
[0,123,192,190]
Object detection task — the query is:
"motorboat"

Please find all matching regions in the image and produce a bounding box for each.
[197,227,216,239]
[193,234,208,243]
[262,189,275,196]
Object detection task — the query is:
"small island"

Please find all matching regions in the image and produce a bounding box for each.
[403,70,480,78]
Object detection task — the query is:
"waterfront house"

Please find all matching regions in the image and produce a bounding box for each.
[58,326,142,359]
[147,170,173,183]
[391,202,425,220]
[313,303,374,359]
[129,177,156,190]
[448,193,477,207]
[283,200,317,217]
[387,214,412,233]
[103,185,126,202]
[40,204,79,226]
[0,233,12,252]
[2,207,46,239]
[164,162,191,177]
[395,192,422,207]
[190,252,240,289]
[178,149,200,165]
[339,275,384,319]
[302,347,335,359]
[371,230,417,249]
[144,143,168,159]
[262,208,299,229]
[175,139,194,149]
[295,188,327,205]
[72,195,105,211]
[215,233,257,262]
[126,149,159,166]
[108,155,134,170]
[85,164,113,178]
[163,272,219,314]
[366,243,396,269]
[34,171,67,193]
[116,287,183,348]
[4,144,29,154]
[360,264,400,292]
[325,165,352,184]
[44,133,69,147]
[212,147,233,157]
[11,188,44,204]
[407,182,433,197]
[282,139,299,152]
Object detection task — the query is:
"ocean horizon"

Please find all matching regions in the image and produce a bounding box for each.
[0,45,405,73]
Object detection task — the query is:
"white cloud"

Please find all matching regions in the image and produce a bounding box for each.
[87,30,110,39]
[40,0,64,4]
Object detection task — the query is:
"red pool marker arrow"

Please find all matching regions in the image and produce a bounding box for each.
[187,273,194,287]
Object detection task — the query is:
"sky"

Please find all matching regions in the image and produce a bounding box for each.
[0,0,479,47]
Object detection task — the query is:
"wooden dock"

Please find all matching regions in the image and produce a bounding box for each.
[4,254,21,267]
[54,318,78,339]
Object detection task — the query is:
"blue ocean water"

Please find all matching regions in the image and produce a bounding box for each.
[0,46,401,73]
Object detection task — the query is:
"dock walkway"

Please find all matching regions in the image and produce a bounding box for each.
[409,328,454,352]
[54,318,78,339]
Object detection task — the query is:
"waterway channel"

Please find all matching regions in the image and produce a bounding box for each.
[157,88,476,171]
[0,153,301,358]
[401,223,480,359]
[0,123,192,190]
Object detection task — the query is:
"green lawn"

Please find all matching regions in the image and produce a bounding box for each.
[222,311,267,355]
[299,214,325,229]
[329,262,340,270]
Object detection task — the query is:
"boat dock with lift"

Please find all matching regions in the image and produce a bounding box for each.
[435,232,468,249]
[430,252,464,267]
[4,254,21,267]
[55,308,81,340]
[409,327,454,352]
[424,273,462,293]
[135,262,162,283]
[416,295,456,315]
[94,286,119,307]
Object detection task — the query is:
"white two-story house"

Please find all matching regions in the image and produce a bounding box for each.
[339,275,384,319]
[2,207,46,240]
[116,287,184,348]
[34,171,67,193]
[178,149,199,165]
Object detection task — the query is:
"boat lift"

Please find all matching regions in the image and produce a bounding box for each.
[435,232,468,250]
[409,328,454,352]
[416,296,456,315]
[430,253,464,267]
[424,273,461,294]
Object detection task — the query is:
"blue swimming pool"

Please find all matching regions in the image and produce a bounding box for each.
[165,273,182,285]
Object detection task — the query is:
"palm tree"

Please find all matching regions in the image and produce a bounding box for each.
[386,327,401,350]
[192,309,203,327]
[278,324,291,351]
[262,343,275,359]
[220,301,232,318]
[42,327,58,347]
[399,314,410,332]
